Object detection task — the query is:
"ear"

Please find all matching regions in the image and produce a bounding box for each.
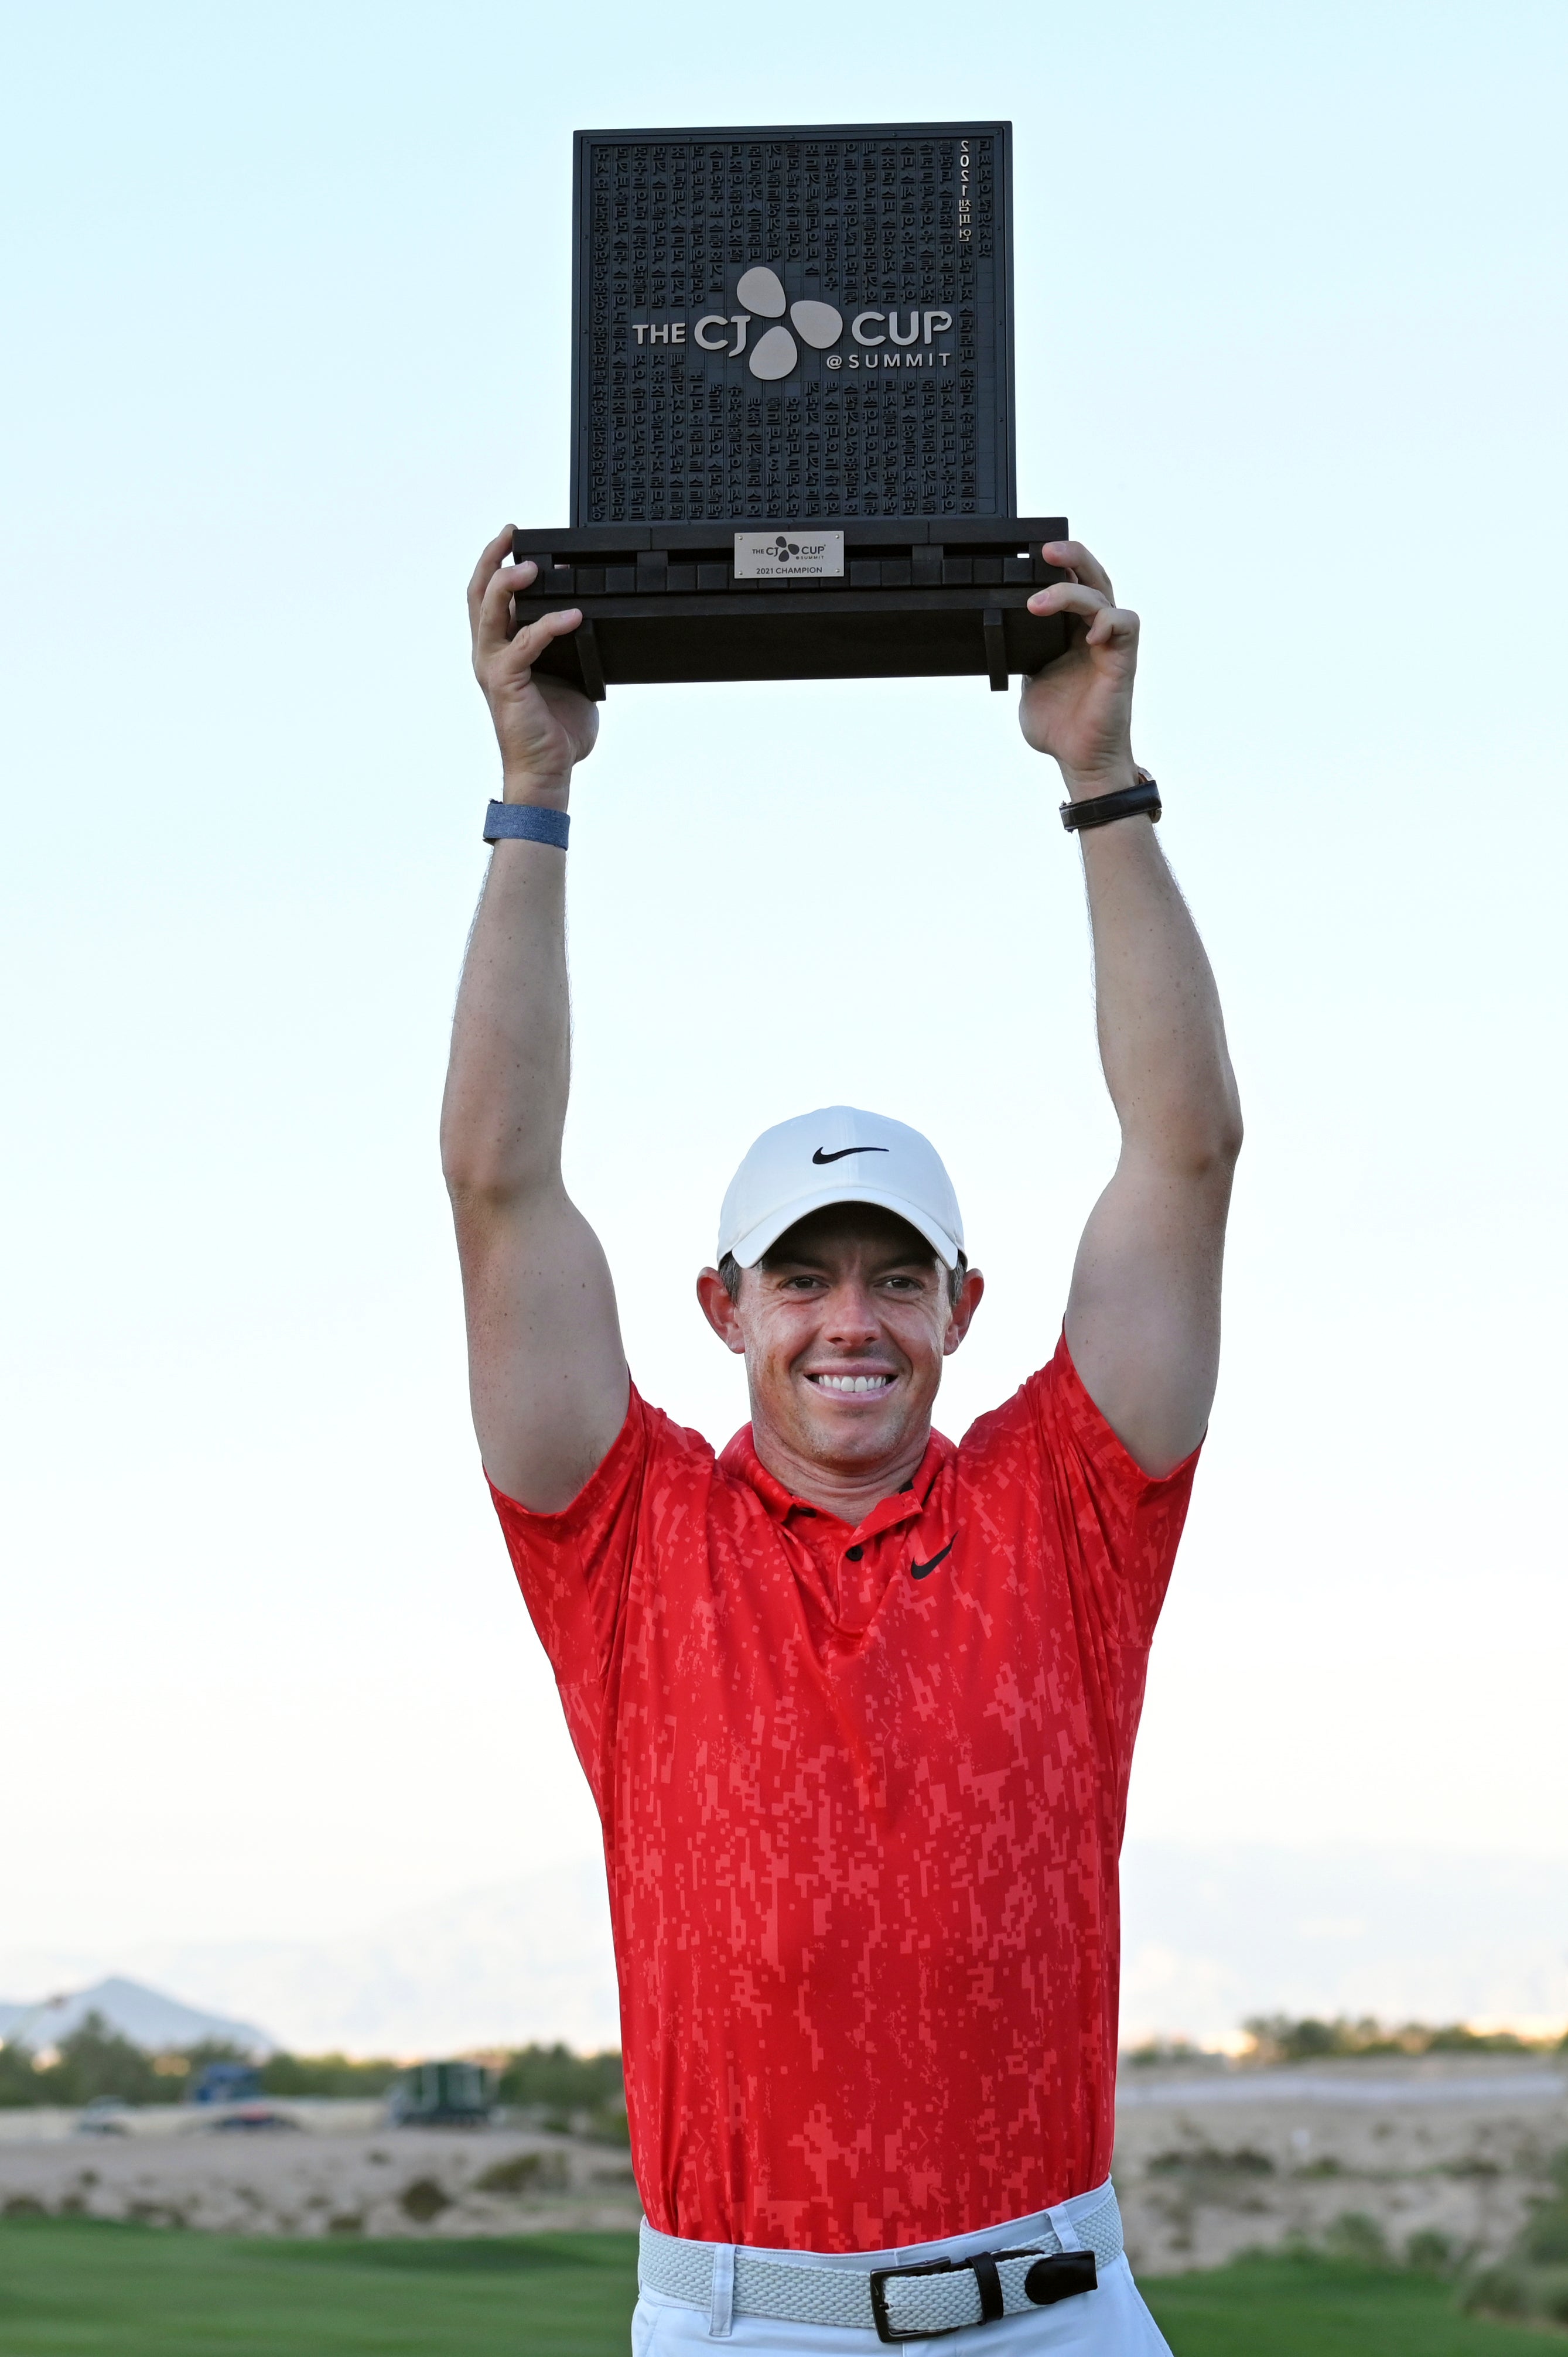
[696,1266,748,1354]
[941,1266,985,1357]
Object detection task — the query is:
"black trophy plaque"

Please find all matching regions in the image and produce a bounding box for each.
[511,123,1068,697]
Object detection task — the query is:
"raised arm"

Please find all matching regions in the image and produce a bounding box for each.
[1022,542,1243,1477]
[440,530,628,1509]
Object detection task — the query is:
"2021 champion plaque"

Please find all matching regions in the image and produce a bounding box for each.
[513,123,1069,697]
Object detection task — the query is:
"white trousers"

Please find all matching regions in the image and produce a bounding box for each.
[631,2182,1172,2357]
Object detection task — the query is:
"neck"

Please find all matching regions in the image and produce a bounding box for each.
[750,1420,932,1526]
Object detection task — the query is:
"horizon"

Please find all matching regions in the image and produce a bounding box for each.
[6,1969,1566,2072]
[5,1838,1566,2060]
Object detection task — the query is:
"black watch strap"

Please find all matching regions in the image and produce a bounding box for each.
[1059,771,1161,832]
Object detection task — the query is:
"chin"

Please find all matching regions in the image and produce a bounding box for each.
[800,1405,910,1460]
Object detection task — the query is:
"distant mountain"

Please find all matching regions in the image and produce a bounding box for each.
[0,1975,273,2056]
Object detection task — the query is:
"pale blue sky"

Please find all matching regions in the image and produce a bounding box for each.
[3,4,1565,1979]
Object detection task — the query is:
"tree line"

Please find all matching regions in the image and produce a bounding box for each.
[1126,2014,1568,2066]
[1243,2014,1568,2063]
[0,2013,627,2120]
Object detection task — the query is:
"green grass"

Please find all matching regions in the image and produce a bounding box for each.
[0,2223,1555,2355]
[0,2221,639,2355]
[1145,2252,1549,2354]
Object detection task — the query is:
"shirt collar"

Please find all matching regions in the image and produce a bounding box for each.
[719,1425,953,1539]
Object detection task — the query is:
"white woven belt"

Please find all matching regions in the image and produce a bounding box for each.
[638,2185,1123,2344]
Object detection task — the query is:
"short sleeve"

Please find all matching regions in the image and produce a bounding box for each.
[961,1332,1200,1658]
[1025,1331,1200,1651]
[487,1384,713,1801]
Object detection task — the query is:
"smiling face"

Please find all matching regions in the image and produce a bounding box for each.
[696,1203,984,1506]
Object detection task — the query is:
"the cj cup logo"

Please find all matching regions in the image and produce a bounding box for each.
[708,266,845,382]
[632,265,954,382]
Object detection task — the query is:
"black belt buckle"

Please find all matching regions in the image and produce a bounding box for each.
[868,2256,959,2344]
[869,2245,1075,2344]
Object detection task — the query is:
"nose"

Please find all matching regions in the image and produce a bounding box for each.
[821,1278,880,1348]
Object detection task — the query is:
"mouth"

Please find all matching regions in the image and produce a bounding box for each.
[805,1372,896,1397]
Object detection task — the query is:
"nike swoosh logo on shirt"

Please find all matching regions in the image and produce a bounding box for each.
[910,1540,955,1580]
[811,1146,890,1164]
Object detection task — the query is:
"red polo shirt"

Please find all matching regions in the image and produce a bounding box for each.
[490,1334,1198,2252]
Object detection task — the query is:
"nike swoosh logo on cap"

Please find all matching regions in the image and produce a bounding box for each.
[811,1146,890,1164]
[910,1539,955,1580]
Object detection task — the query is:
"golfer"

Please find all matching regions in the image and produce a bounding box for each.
[443,531,1241,2353]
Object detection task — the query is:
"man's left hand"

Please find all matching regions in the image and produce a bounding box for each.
[1019,542,1140,796]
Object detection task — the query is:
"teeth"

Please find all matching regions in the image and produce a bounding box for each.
[815,1374,890,1392]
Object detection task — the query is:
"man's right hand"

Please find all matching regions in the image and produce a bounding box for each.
[467,528,598,795]
[443,534,628,1513]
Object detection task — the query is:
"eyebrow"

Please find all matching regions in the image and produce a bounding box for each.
[764,1254,936,1277]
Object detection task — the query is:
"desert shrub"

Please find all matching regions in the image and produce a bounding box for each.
[1403,2229,1457,2274]
[399,2178,452,2223]
[1324,2211,1391,2266]
[1147,2145,1274,2177]
[474,2151,569,2196]
[1464,2262,1568,2325]
[1523,2209,1568,2267]
[1458,2145,1568,2325]
[1462,2262,1530,2317]
[1521,2172,1568,2266]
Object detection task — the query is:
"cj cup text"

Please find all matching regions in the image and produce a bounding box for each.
[624,265,956,384]
[631,309,954,354]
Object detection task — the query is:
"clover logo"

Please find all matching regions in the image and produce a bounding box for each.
[768,534,804,558]
[735,265,842,381]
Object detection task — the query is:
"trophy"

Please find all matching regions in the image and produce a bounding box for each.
[512,122,1069,698]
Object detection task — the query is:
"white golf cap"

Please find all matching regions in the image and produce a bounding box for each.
[717,1106,965,1270]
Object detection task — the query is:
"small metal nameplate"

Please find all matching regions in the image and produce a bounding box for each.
[733,530,845,579]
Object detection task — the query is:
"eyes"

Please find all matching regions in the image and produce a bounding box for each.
[776,1271,928,1296]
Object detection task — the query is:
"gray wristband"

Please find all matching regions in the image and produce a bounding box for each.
[484,800,570,849]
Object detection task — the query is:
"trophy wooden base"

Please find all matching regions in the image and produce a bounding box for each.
[508,518,1070,699]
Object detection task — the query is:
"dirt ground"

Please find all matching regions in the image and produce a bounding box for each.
[1114,2058,1568,2275]
[0,2111,641,2239]
[2,2059,1564,2271]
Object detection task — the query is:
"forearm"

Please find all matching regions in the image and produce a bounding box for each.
[440,833,571,1206]
[1078,812,1242,1174]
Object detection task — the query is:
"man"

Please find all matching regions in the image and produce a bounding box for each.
[442,531,1241,2353]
